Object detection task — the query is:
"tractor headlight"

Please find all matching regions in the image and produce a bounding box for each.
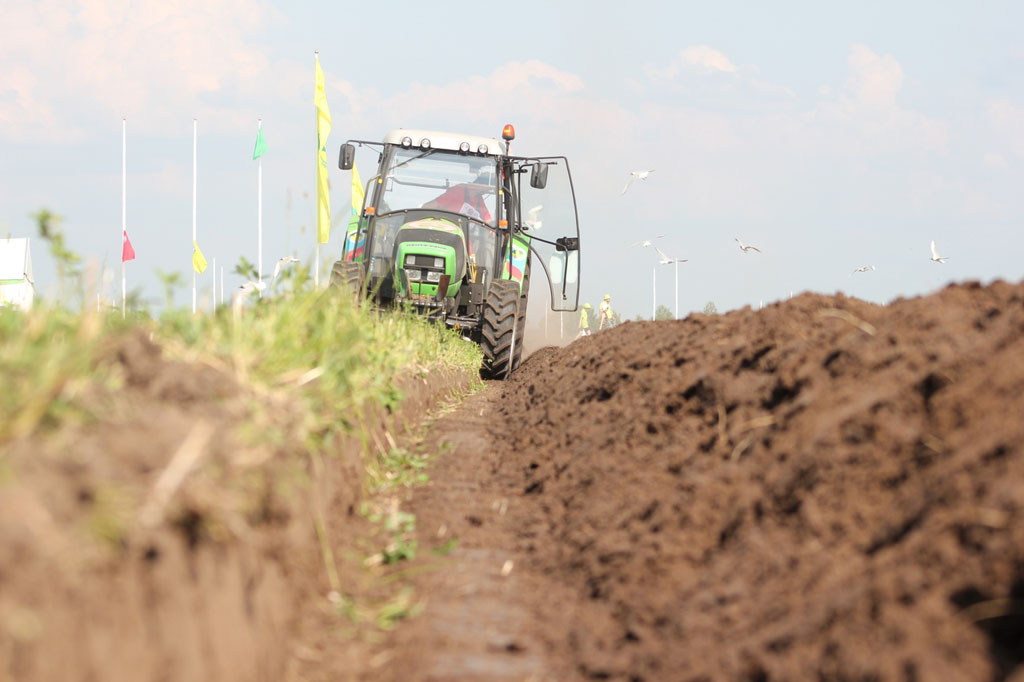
[459,141,471,153]
[477,144,488,154]
[420,138,431,149]
[425,270,442,283]
[433,257,444,268]
[401,136,413,148]
[406,269,422,282]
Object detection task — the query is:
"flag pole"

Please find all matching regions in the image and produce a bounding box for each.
[192,118,198,314]
[122,118,127,319]
[257,118,263,297]
[652,265,656,320]
[314,51,320,289]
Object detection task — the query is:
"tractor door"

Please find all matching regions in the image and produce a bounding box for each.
[342,173,376,263]
[341,142,385,264]
[513,156,581,312]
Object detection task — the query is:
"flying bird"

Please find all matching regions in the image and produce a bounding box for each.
[231,280,266,315]
[655,247,688,265]
[271,256,301,285]
[851,265,876,275]
[735,238,762,253]
[629,235,665,248]
[236,280,265,296]
[929,240,950,263]
[621,169,654,195]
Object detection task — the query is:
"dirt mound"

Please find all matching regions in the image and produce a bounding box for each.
[0,330,297,682]
[493,281,1024,681]
[0,328,472,682]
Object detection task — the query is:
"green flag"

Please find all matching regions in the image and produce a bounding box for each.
[252,125,267,160]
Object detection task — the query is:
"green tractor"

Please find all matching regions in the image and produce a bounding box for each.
[332,125,581,378]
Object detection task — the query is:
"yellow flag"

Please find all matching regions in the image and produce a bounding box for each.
[192,240,208,274]
[315,55,332,244]
[351,161,364,216]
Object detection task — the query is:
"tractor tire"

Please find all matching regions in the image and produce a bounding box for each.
[512,257,531,371]
[480,279,520,380]
[329,260,364,299]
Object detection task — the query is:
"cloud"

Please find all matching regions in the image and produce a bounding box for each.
[332,60,602,148]
[491,60,585,92]
[329,46,957,221]
[0,64,61,136]
[388,60,585,120]
[317,61,651,208]
[640,45,794,114]
[0,0,278,141]
[681,46,738,74]
[646,45,738,81]
[983,152,1009,169]
[638,43,945,159]
[844,43,904,106]
[806,44,948,154]
[986,98,1024,157]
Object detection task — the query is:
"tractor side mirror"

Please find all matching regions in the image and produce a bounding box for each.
[529,162,548,189]
[555,237,579,252]
[339,143,355,170]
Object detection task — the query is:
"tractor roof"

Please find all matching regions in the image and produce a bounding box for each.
[383,129,507,156]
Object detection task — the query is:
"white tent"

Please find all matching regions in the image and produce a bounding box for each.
[0,237,35,310]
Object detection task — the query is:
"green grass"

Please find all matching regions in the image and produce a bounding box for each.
[0,290,480,448]
[155,290,481,454]
[0,305,113,441]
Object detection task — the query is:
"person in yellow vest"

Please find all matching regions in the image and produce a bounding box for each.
[576,302,592,339]
[598,294,613,330]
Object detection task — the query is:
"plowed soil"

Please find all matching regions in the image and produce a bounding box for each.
[5,281,1024,682]
[347,281,1024,682]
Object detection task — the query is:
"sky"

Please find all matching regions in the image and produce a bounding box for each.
[2,0,1023,324]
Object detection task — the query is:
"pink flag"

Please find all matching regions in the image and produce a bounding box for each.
[122,230,136,262]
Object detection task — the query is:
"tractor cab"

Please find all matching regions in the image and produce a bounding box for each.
[333,126,581,378]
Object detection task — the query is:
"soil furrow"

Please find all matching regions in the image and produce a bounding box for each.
[342,281,1024,682]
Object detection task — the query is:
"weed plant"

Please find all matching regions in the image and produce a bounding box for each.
[0,305,109,441]
[161,289,480,454]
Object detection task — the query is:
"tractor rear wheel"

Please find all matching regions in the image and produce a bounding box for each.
[329,260,364,299]
[480,279,520,380]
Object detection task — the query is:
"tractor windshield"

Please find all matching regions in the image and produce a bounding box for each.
[378,149,498,227]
